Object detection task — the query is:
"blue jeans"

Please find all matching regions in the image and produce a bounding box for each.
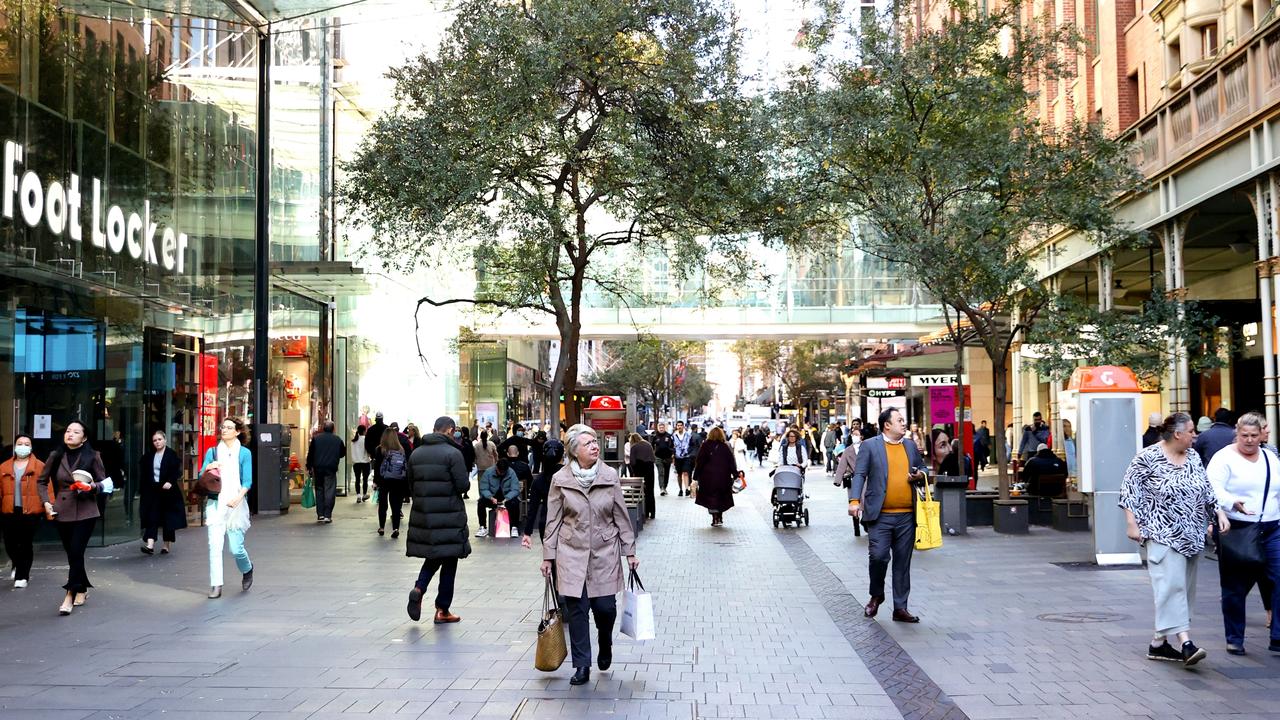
[1218,520,1280,647]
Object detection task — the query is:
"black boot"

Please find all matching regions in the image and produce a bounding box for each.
[598,633,612,670]
[570,666,590,685]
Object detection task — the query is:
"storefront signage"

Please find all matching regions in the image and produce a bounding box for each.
[886,377,907,389]
[866,389,903,398]
[912,374,969,387]
[3,141,189,274]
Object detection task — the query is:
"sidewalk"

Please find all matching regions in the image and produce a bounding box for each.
[1,464,1276,719]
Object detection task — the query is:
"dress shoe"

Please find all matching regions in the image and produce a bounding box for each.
[242,569,254,592]
[208,586,223,599]
[141,544,154,555]
[434,609,461,624]
[407,588,424,621]
[58,596,73,615]
[570,667,590,686]
[864,595,884,618]
[892,608,920,623]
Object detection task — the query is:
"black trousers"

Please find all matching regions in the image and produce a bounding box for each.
[377,482,405,530]
[56,517,97,593]
[414,557,458,612]
[313,469,337,519]
[865,511,915,610]
[142,520,177,543]
[656,460,671,492]
[562,585,617,669]
[478,495,520,530]
[631,460,656,519]
[1,513,39,581]
[353,463,370,496]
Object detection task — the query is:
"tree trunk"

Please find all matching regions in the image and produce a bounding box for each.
[952,340,967,481]
[549,326,573,432]
[991,355,1010,500]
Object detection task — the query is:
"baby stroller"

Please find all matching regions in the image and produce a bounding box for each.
[771,465,809,528]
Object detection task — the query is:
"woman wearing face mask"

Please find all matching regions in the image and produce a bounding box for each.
[37,420,109,615]
[833,429,863,536]
[0,435,46,588]
[200,417,255,599]
[139,430,187,555]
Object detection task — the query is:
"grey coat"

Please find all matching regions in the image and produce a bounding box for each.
[848,435,925,523]
[405,434,471,560]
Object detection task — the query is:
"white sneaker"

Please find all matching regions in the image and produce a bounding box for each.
[510,528,520,538]
[475,527,488,538]
[13,579,27,589]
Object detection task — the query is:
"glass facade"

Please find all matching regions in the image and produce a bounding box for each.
[0,1,350,544]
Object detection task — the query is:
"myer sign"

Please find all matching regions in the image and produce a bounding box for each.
[4,140,189,274]
[911,374,969,387]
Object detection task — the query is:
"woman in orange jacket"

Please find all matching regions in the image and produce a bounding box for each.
[0,435,46,589]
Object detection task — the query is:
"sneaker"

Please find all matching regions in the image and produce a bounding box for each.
[1147,641,1182,662]
[1226,644,1246,656]
[510,528,520,538]
[356,496,363,504]
[1182,641,1207,666]
[13,579,27,589]
[475,527,488,538]
[324,518,332,524]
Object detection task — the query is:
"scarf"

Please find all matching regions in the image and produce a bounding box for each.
[569,460,598,490]
[214,440,251,532]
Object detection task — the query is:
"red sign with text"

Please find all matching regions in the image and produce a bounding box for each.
[198,354,219,462]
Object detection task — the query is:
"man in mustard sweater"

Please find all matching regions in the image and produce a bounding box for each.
[849,407,927,622]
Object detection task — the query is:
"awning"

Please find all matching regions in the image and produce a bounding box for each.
[271,260,370,301]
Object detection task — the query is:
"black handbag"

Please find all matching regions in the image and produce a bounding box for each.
[1216,450,1271,568]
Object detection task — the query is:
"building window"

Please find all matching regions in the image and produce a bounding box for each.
[1200,23,1219,60]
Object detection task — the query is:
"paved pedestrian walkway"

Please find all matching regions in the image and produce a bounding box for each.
[0,464,1276,719]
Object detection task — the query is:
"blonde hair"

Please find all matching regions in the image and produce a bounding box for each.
[380,428,403,454]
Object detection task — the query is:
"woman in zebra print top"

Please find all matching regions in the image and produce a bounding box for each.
[1121,412,1229,667]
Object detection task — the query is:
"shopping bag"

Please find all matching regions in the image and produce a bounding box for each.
[915,481,942,551]
[494,507,511,537]
[301,477,316,509]
[534,576,568,671]
[620,569,656,641]
[371,487,380,506]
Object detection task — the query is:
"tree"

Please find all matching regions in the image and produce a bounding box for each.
[339,0,783,423]
[733,339,843,417]
[785,2,1144,497]
[680,366,714,413]
[589,336,702,420]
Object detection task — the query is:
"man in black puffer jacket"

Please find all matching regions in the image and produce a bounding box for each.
[404,416,471,625]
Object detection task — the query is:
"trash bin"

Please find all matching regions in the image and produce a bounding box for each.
[254,423,291,515]
[934,475,969,536]
[1052,498,1090,532]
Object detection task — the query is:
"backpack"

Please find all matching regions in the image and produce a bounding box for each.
[380,449,407,480]
[542,438,564,463]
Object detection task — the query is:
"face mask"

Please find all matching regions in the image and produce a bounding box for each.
[453,431,462,439]
[516,431,525,437]
[13,446,31,459]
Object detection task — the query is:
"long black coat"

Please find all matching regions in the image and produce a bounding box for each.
[138,448,187,531]
[693,440,736,514]
[405,433,471,560]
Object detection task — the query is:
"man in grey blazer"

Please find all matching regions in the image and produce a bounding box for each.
[849,407,927,623]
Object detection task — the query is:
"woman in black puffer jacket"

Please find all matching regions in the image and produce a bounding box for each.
[404,418,471,624]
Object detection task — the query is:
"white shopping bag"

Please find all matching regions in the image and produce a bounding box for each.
[620,569,656,641]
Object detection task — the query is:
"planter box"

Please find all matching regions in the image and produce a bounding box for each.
[1052,499,1090,532]
[1027,495,1055,526]
[994,498,1030,534]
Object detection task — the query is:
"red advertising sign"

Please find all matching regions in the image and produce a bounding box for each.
[587,396,624,410]
[886,376,907,390]
[198,354,219,462]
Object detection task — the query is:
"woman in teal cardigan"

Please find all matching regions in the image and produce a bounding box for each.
[200,417,255,599]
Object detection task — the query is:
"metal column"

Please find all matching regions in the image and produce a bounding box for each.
[1254,181,1278,444]
[253,27,272,428]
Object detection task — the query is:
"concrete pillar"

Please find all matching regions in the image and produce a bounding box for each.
[1262,177,1280,444]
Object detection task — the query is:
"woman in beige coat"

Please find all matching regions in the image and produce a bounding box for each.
[541,424,639,686]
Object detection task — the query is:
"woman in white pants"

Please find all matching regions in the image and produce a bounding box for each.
[201,417,255,599]
[1121,412,1228,667]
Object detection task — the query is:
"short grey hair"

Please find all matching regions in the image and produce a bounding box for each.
[1237,411,1265,431]
[565,423,597,457]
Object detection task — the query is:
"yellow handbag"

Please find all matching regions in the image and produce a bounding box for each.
[534,576,568,671]
[915,481,943,551]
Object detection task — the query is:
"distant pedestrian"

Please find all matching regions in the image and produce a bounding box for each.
[458,426,476,479]
[404,416,471,624]
[200,417,255,600]
[755,426,769,467]
[1206,412,1280,655]
[834,430,861,537]
[1121,412,1226,667]
[849,408,926,623]
[476,451,521,538]
[473,431,497,477]
[139,430,187,554]
[1142,412,1163,448]
[521,438,565,548]
[974,421,990,471]
[693,427,736,527]
[405,424,422,451]
[0,435,45,588]
[628,433,656,520]
[38,420,109,615]
[306,421,345,523]
[673,421,694,497]
[651,423,674,496]
[350,425,371,503]
[731,429,748,471]
[541,424,639,687]
[374,427,409,538]
[1195,408,1237,468]
[822,424,839,473]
